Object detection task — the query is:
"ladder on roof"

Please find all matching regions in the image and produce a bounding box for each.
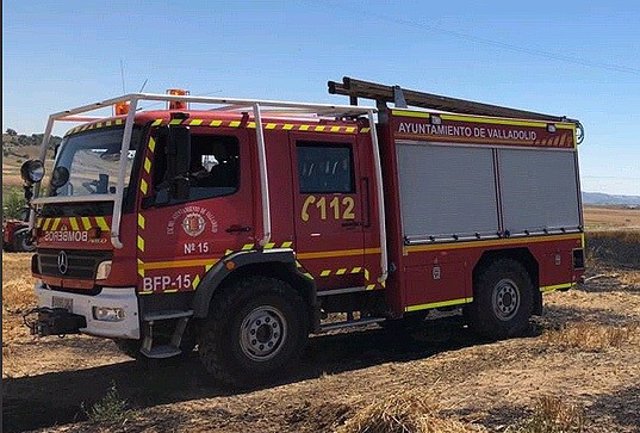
[328,76,582,126]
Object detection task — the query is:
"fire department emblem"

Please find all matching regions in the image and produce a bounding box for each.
[182,213,206,237]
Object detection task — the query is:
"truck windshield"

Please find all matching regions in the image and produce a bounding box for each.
[46,127,140,198]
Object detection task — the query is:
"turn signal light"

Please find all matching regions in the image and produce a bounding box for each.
[114,101,130,116]
[167,88,190,110]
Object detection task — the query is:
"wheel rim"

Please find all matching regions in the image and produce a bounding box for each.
[492,278,521,321]
[239,306,287,362]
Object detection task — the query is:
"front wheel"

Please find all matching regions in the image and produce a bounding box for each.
[198,276,309,387]
[465,259,534,339]
[13,227,35,252]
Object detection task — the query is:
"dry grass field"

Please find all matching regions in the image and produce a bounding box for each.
[2,226,639,432]
[584,205,640,231]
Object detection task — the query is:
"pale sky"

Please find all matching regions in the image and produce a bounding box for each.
[3,0,639,195]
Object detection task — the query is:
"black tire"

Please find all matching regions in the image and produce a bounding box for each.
[198,276,309,387]
[114,338,144,359]
[465,258,534,339]
[13,227,35,252]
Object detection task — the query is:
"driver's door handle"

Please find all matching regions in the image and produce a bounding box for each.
[226,225,252,233]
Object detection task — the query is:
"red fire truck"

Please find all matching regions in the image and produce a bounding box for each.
[23,78,585,385]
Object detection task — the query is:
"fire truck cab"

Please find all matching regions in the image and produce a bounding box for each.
[23,78,585,385]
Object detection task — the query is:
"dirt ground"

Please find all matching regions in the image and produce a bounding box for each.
[3,234,640,432]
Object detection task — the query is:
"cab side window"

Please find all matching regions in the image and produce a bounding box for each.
[152,134,240,201]
[297,142,354,193]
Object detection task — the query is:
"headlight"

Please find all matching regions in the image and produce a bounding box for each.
[92,307,125,322]
[20,159,45,184]
[96,260,112,280]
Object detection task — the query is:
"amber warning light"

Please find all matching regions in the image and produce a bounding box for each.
[114,101,130,116]
[167,88,190,110]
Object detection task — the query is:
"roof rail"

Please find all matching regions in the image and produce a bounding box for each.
[328,76,580,124]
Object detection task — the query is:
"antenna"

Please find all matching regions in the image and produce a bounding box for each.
[119,59,126,93]
[139,78,149,92]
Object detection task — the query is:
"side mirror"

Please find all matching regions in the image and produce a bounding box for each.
[51,166,70,188]
[20,159,45,185]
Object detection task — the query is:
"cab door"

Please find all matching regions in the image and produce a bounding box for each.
[135,127,254,294]
[290,134,368,291]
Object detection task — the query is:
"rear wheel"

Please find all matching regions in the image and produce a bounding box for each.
[465,258,534,339]
[198,276,309,387]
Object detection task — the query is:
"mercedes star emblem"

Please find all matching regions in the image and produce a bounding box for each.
[57,250,69,275]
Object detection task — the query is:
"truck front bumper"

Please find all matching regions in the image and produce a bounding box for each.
[34,281,140,339]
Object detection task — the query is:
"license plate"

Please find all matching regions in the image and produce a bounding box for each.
[52,296,73,312]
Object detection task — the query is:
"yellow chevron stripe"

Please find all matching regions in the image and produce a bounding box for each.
[345,127,356,133]
[330,126,341,132]
[137,259,145,277]
[42,218,51,230]
[320,270,331,277]
[210,120,222,127]
[351,267,362,274]
[169,119,182,125]
[281,241,293,248]
[299,125,310,131]
[242,243,254,250]
[283,124,294,130]
[366,284,376,290]
[189,119,203,126]
[81,217,92,230]
[137,213,145,229]
[144,157,151,173]
[152,119,163,126]
[95,217,109,231]
[540,282,575,293]
[69,217,79,231]
[140,179,148,195]
[192,274,201,289]
[229,120,241,128]
[51,218,61,231]
[137,235,145,252]
[265,123,277,129]
[148,137,156,153]
[336,268,347,275]
[315,125,325,132]
[264,242,276,249]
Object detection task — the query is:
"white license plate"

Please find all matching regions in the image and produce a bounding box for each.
[52,296,73,312]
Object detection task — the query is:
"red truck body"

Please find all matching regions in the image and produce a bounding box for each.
[26,79,585,385]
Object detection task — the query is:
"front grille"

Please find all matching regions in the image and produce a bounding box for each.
[37,249,112,280]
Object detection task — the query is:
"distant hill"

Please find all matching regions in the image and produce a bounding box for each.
[2,128,62,157]
[583,192,640,206]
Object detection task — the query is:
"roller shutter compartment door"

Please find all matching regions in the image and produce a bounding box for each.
[498,148,580,235]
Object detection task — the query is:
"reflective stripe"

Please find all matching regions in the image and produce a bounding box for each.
[95,217,109,231]
[51,218,61,231]
[69,217,79,231]
[169,119,182,125]
[229,120,241,128]
[297,247,381,260]
[320,270,331,277]
[405,234,582,254]
[152,119,163,126]
[540,282,575,293]
[143,157,152,173]
[189,119,203,126]
[81,217,92,230]
[192,274,201,289]
[210,120,222,127]
[405,297,473,312]
[137,214,145,229]
[336,268,347,275]
[140,179,148,194]
[148,137,156,153]
[137,235,145,252]
[265,123,277,129]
